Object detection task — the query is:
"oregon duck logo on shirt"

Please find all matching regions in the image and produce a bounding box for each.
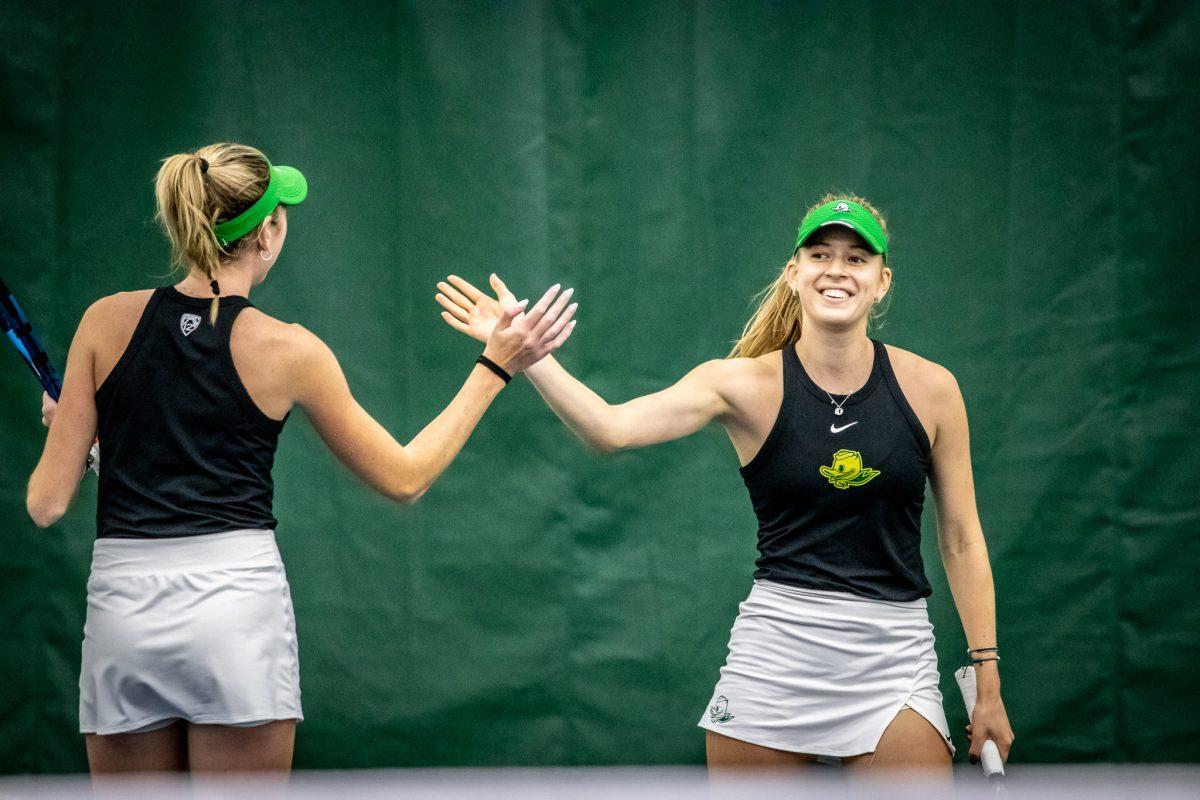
[819,449,880,489]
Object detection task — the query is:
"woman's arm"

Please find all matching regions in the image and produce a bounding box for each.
[522,355,731,452]
[26,306,101,527]
[928,366,1015,762]
[294,283,575,503]
[436,274,732,452]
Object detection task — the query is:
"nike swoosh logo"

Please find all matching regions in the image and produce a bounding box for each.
[830,421,858,434]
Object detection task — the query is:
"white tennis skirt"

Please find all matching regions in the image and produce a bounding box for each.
[80,529,303,735]
[697,579,954,758]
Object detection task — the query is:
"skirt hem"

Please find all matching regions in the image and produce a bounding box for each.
[81,711,304,736]
[698,721,875,758]
[698,699,954,759]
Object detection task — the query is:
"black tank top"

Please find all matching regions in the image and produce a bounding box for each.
[95,287,287,539]
[740,339,933,601]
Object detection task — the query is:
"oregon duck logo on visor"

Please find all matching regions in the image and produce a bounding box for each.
[834,201,851,212]
[819,449,880,489]
[180,314,201,337]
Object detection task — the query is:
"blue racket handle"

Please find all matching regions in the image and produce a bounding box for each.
[1,279,62,400]
[0,277,88,472]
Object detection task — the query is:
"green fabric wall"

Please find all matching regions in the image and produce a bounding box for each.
[2,0,1197,773]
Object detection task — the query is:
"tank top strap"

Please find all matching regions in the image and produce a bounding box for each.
[740,343,803,478]
[781,340,798,374]
[96,287,168,404]
[777,341,809,433]
[214,298,285,433]
[874,339,932,458]
[213,295,253,335]
[780,341,804,412]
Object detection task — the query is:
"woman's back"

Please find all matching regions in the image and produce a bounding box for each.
[94,287,291,539]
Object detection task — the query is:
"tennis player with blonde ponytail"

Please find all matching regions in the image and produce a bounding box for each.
[436,194,1014,773]
[26,142,576,775]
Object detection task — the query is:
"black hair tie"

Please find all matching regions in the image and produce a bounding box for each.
[475,354,512,384]
[210,280,220,296]
[198,157,209,174]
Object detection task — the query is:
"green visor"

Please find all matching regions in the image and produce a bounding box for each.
[794,199,887,261]
[214,163,308,247]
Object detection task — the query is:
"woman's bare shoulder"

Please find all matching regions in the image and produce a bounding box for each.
[84,289,155,322]
[703,349,779,378]
[234,307,333,368]
[711,350,782,401]
[882,344,964,448]
[77,290,155,348]
[883,343,958,397]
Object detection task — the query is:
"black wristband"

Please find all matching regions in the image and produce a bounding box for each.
[476,354,512,384]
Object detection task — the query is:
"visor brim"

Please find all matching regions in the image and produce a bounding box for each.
[272,165,308,205]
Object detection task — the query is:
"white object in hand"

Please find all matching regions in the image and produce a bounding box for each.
[954,665,1004,778]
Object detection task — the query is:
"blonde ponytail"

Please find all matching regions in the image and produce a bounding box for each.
[154,143,271,324]
[728,193,890,359]
[728,270,803,359]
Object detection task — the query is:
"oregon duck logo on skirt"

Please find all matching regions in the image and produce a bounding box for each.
[709,695,734,724]
[819,449,880,489]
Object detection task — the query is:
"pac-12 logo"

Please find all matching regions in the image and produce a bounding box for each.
[180,313,201,336]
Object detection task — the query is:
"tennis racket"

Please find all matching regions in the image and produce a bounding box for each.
[0,277,63,399]
[1,277,99,474]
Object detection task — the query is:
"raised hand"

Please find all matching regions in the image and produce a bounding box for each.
[436,274,506,343]
[476,277,576,375]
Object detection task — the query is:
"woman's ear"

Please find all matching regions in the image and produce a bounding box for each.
[256,212,277,253]
[784,256,801,295]
[876,264,893,302]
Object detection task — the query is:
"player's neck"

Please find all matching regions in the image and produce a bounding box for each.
[795,327,872,391]
[176,268,253,300]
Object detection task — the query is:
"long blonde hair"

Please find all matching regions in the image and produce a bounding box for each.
[154,143,272,323]
[728,193,890,359]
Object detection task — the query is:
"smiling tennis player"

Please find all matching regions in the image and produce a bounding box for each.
[26,142,576,775]
[435,195,1014,774]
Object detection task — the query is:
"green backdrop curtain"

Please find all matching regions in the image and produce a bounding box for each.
[1,0,1197,772]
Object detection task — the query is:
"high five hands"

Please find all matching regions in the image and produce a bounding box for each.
[437,274,576,371]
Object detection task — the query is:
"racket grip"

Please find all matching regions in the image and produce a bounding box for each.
[86,442,100,475]
[981,740,1003,777]
[954,665,1005,778]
